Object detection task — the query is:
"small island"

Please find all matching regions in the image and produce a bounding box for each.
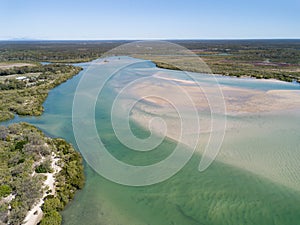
[0,123,84,225]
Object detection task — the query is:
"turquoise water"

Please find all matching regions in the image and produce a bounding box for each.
[2,57,300,225]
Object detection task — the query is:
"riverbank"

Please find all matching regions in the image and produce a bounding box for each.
[152,59,300,83]
[0,63,82,122]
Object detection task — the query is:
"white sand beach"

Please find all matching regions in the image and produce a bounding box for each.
[23,153,61,225]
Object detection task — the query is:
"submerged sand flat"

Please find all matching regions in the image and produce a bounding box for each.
[223,87,300,114]
[137,71,300,115]
[115,66,300,192]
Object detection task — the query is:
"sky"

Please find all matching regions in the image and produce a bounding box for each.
[0,0,299,40]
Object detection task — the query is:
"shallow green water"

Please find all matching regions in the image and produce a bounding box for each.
[3,57,300,225]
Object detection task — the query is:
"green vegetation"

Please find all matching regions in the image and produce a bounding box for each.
[0,185,12,198]
[0,123,84,225]
[54,139,85,198]
[35,160,52,173]
[0,123,48,224]
[40,209,62,225]
[0,63,82,122]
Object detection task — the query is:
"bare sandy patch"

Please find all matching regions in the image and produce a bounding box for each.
[23,153,61,225]
[0,62,36,69]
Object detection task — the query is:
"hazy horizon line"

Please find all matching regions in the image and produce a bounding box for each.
[1,37,300,42]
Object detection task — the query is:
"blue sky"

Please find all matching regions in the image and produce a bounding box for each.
[1,0,299,40]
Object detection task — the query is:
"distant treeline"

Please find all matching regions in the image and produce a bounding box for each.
[0,41,129,62]
[1,40,300,64]
[0,40,300,82]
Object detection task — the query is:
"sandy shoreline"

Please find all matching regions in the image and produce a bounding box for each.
[23,153,61,225]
